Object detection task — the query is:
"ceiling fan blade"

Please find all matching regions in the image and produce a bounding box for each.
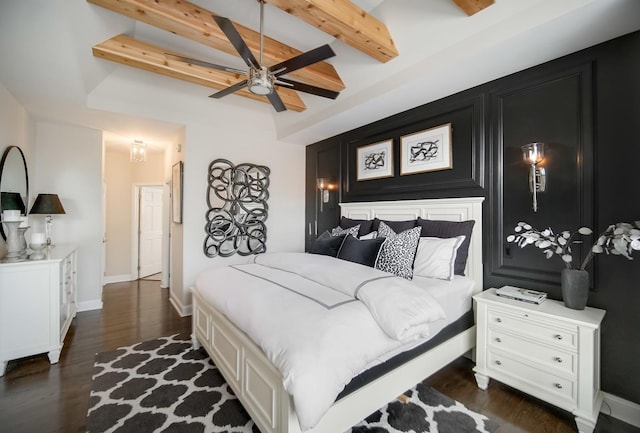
[212,15,261,70]
[209,80,248,98]
[270,45,335,76]
[165,53,246,75]
[275,78,339,100]
[266,90,287,112]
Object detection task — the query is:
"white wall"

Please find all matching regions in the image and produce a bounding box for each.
[33,121,103,311]
[87,72,306,315]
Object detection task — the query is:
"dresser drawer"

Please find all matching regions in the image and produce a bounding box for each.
[487,350,575,403]
[487,329,576,376]
[487,308,577,350]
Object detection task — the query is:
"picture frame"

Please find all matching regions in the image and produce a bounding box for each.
[172,161,183,224]
[356,139,394,181]
[400,123,453,175]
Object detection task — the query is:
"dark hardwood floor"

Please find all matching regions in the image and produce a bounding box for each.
[0,279,637,433]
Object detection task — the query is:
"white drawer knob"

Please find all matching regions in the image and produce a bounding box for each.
[554,383,563,389]
[495,337,502,343]
[553,334,563,340]
[554,357,563,363]
[495,360,502,366]
[496,318,502,323]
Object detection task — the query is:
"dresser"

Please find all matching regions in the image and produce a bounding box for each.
[473,288,606,433]
[0,245,77,376]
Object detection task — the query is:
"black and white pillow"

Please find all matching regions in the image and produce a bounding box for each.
[331,224,360,237]
[375,221,421,279]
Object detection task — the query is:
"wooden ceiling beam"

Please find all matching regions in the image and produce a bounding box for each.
[451,0,495,16]
[266,0,398,63]
[92,34,307,112]
[87,0,344,92]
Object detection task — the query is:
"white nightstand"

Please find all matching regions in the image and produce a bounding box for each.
[473,288,606,433]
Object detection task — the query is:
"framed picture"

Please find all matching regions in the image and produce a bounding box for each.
[172,161,183,224]
[356,139,394,181]
[400,123,453,175]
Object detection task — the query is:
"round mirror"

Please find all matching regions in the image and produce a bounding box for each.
[0,146,29,240]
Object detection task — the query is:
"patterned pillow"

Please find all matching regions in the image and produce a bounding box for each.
[375,221,421,279]
[331,224,360,237]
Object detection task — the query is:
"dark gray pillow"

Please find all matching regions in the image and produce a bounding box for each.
[340,217,374,237]
[416,217,475,276]
[309,231,346,257]
[337,235,386,268]
[372,218,417,233]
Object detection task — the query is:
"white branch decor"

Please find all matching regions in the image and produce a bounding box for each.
[507,221,640,270]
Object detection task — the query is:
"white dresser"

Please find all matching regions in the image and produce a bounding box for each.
[0,245,77,376]
[473,288,606,433]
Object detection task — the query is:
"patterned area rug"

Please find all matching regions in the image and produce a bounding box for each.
[86,334,498,433]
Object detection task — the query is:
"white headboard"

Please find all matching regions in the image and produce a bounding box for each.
[339,197,484,294]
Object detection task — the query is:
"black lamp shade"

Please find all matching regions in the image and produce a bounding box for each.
[1,192,26,213]
[29,194,66,215]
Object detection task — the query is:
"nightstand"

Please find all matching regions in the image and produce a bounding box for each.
[473,288,606,433]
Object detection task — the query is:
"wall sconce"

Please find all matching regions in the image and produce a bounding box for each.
[521,142,547,212]
[317,178,336,212]
[130,139,146,163]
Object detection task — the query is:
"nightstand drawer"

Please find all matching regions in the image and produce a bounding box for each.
[487,329,576,376]
[487,308,577,350]
[487,351,575,403]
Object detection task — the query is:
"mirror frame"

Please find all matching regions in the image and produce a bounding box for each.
[0,146,30,240]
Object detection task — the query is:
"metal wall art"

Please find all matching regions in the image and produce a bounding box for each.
[204,159,270,258]
[356,139,394,181]
[400,123,453,175]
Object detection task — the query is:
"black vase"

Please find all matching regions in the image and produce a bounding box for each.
[561,268,589,310]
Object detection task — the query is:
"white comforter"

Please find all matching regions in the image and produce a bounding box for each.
[194,252,446,431]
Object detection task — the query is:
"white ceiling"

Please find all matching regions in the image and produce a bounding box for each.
[1,0,639,150]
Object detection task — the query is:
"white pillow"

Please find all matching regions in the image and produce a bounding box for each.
[359,231,378,240]
[413,236,465,281]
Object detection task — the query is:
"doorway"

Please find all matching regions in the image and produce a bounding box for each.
[134,185,163,279]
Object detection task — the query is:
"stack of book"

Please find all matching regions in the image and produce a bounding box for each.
[495,286,547,304]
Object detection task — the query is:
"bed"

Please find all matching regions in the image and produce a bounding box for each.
[191,197,484,433]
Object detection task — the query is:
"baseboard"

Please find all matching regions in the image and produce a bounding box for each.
[602,392,640,428]
[104,274,133,284]
[77,299,103,312]
[169,293,192,317]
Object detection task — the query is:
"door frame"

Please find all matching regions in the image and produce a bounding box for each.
[131,183,165,280]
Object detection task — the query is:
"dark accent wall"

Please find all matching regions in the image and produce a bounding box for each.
[305,31,640,405]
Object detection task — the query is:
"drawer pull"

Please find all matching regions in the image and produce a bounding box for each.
[495,360,502,366]
[553,334,563,340]
[495,318,502,323]
[495,337,502,343]
[554,383,563,389]
[554,357,563,363]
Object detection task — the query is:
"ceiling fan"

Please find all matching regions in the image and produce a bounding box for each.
[168,0,340,112]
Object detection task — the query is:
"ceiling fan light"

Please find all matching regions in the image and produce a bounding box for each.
[248,66,273,95]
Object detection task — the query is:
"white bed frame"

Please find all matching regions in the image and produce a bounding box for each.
[191,197,484,433]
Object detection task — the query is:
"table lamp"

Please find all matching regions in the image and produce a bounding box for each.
[29,193,66,246]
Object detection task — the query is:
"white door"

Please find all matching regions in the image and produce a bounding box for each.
[138,186,163,278]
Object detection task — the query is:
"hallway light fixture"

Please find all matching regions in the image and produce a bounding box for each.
[521,142,546,212]
[130,140,146,163]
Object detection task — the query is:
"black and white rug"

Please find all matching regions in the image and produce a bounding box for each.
[86,334,497,433]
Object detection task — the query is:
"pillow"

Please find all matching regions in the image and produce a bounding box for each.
[372,218,417,233]
[331,224,360,237]
[416,218,475,276]
[309,231,346,257]
[413,236,465,281]
[337,235,386,268]
[359,231,378,240]
[340,217,374,237]
[375,221,421,280]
